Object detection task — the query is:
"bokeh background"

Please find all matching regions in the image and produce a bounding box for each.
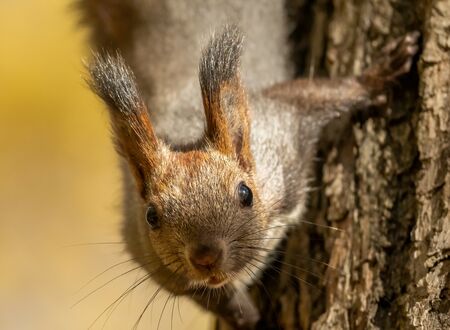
[0,1,210,329]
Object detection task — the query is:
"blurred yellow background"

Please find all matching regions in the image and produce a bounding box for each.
[0,1,210,329]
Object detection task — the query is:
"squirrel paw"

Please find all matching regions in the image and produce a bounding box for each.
[361,31,420,89]
[378,31,420,79]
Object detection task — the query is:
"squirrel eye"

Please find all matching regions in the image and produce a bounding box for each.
[238,182,253,207]
[145,205,159,229]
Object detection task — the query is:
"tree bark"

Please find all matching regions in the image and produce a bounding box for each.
[217,0,450,329]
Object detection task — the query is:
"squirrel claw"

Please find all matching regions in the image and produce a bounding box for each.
[381,31,420,79]
[360,31,420,90]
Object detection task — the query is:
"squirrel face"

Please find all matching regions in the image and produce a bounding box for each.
[87,26,269,289]
[139,148,266,288]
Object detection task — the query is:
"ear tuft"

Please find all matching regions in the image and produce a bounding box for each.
[88,51,142,115]
[199,25,243,102]
[198,26,254,171]
[87,52,159,198]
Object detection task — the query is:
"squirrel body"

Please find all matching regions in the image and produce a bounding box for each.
[79,1,419,328]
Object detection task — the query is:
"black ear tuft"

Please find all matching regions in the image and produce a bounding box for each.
[198,26,254,171]
[88,51,142,114]
[199,25,244,102]
[87,52,159,198]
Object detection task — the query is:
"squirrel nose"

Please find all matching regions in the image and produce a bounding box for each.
[188,242,224,271]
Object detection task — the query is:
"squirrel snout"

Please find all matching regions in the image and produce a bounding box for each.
[188,241,225,272]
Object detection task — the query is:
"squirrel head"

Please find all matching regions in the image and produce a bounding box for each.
[88,26,268,288]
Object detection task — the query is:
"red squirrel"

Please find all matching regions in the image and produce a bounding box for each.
[78,1,419,328]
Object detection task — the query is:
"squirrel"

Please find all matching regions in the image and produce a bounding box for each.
[78,1,419,329]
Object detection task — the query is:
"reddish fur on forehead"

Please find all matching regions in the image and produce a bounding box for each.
[149,150,211,196]
[176,150,210,167]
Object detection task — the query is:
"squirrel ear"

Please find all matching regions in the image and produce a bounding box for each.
[88,52,159,198]
[199,26,254,171]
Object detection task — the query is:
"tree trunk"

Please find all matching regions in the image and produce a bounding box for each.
[217,0,450,329]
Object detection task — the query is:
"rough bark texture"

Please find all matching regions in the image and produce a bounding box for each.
[217,0,450,329]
